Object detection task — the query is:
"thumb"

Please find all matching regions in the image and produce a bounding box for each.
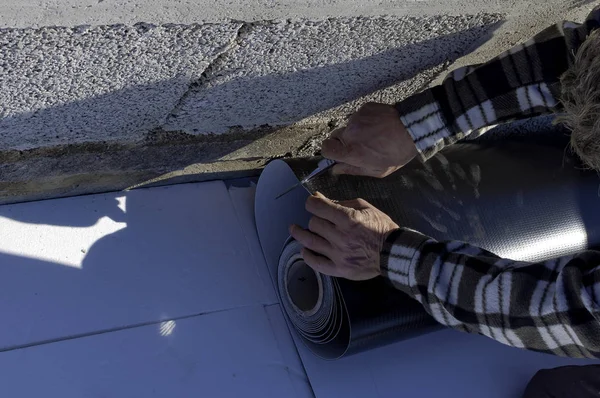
[321,138,354,162]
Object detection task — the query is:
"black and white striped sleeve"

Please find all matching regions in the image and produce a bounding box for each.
[380,228,600,358]
[395,8,600,160]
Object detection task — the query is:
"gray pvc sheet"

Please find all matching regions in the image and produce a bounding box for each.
[254,141,600,360]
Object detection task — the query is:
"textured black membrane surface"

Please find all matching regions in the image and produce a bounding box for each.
[255,141,600,359]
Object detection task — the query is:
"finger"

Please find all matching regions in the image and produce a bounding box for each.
[313,193,373,219]
[321,138,354,163]
[289,224,333,257]
[308,216,342,243]
[338,197,371,210]
[331,163,373,177]
[329,127,345,139]
[301,248,340,277]
[305,193,352,226]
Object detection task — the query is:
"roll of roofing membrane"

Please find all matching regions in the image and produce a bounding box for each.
[254,142,600,359]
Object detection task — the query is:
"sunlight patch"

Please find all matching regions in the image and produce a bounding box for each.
[0,215,127,269]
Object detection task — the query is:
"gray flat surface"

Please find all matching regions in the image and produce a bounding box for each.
[0,181,275,349]
[0,0,584,27]
[0,179,312,397]
[0,305,302,398]
[227,179,279,304]
[0,15,504,151]
[295,328,600,398]
[0,23,241,150]
[164,15,503,134]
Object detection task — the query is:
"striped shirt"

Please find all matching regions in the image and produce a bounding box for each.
[383,9,600,358]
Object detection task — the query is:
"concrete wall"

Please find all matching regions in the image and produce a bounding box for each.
[0,0,597,203]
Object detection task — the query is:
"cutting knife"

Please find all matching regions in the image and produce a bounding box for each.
[275,158,337,199]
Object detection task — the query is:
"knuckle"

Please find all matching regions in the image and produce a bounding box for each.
[342,242,355,253]
[298,231,310,245]
[308,217,321,232]
[343,199,358,210]
[346,215,360,228]
[356,198,371,208]
[333,254,346,267]
[354,212,369,225]
[339,207,353,221]
[306,233,317,246]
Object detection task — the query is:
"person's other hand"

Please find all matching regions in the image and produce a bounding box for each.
[322,102,418,178]
[289,192,399,280]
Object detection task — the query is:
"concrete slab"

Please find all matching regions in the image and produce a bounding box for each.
[0,1,597,206]
[0,0,585,28]
[0,23,241,150]
[0,123,330,205]
[164,15,504,134]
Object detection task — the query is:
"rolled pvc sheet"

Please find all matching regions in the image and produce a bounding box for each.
[255,142,600,359]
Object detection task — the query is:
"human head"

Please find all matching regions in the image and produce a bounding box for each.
[558,29,600,170]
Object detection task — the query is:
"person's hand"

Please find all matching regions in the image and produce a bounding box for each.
[289,192,399,280]
[322,102,418,178]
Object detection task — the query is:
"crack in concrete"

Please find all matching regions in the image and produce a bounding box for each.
[159,21,245,125]
[161,20,268,127]
[291,129,330,158]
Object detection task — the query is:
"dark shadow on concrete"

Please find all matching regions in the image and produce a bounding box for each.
[163,22,505,133]
[1,21,504,151]
[570,0,599,10]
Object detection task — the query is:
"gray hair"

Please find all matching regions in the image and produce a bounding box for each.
[558,29,600,170]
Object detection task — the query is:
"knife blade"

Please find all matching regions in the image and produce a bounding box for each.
[275,159,337,199]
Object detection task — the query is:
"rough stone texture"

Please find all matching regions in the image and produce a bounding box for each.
[0,0,590,28]
[0,23,241,150]
[0,124,328,204]
[165,15,503,134]
[0,0,599,204]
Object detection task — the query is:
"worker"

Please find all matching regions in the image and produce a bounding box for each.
[290,5,600,368]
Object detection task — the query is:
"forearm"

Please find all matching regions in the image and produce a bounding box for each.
[396,8,600,160]
[380,228,600,358]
